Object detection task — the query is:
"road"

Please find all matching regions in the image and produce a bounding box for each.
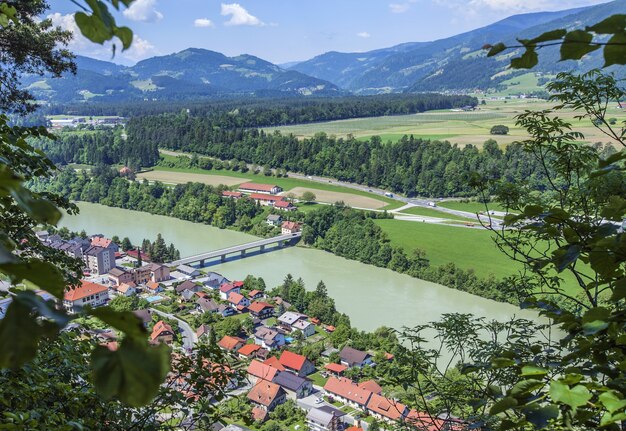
[150,308,197,352]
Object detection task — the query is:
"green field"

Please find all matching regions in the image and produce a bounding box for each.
[438,200,511,213]
[376,219,519,279]
[396,206,474,221]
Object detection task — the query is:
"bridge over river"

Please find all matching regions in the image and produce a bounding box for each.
[169,232,302,267]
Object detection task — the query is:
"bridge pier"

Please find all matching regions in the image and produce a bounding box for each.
[220,255,226,262]
[278,241,284,248]
[199,259,205,267]
[241,250,246,257]
[260,245,265,252]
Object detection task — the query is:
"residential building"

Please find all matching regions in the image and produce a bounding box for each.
[177,264,200,277]
[254,326,286,350]
[247,381,287,413]
[204,272,229,289]
[263,356,286,372]
[324,363,347,376]
[292,319,315,338]
[83,246,115,275]
[238,343,262,360]
[150,321,174,345]
[196,324,211,340]
[219,282,242,300]
[222,191,243,199]
[323,377,373,409]
[273,371,313,399]
[108,267,133,286]
[90,235,119,253]
[248,289,264,300]
[339,346,373,368]
[250,193,286,207]
[359,380,383,395]
[133,309,152,327]
[266,214,282,226]
[218,335,245,352]
[218,304,235,317]
[278,351,316,377]
[145,281,164,293]
[239,182,282,195]
[227,292,250,309]
[274,200,297,211]
[277,311,306,327]
[247,359,280,384]
[306,406,347,431]
[63,281,109,314]
[116,282,137,297]
[141,263,170,283]
[281,221,302,235]
[248,301,274,319]
[176,280,201,294]
[197,297,219,313]
[366,393,409,423]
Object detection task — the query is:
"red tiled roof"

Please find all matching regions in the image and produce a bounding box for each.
[346,428,363,431]
[358,380,383,394]
[279,350,309,372]
[324,363,347,374]
[223,191,243,198]
[238,344,262,357]
[146,281,161,291]
[247,359,279,381]
[366,393,407,421]
[219,282,238,293]
[281,221,301,230]
[274,200,294,208]
[250,193,285,202]
[249,289,262,297]
[64,280,108,302]
[239,182,277,192]
[233,281,244,288]
[218,335,245,351]
[247,381,284,407]
[228,292,245,305]
[91,237,113,248]
[248,301,273,314]
[323,377,372,406]
[150,320,173,341]
[263,356,286,372]
[252,406,268,422]
[385,352,395,361]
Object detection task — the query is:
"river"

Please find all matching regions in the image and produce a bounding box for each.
[60,203,539,332]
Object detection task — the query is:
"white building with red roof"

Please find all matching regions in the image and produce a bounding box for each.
[239,182,283,195]
[63,280,109,313]
[228,292,250,309]
[281,221,302,235]
[279,350,316,377]
[219,282,242,300]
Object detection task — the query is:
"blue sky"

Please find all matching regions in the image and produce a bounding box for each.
[48,0,609,65]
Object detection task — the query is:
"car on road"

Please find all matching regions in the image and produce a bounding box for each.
[315,398,323,404]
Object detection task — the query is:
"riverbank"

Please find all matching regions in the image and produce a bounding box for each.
[60,202,540,332]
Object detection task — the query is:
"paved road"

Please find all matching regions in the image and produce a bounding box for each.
[169,232,302,266]
[150,308,197,352]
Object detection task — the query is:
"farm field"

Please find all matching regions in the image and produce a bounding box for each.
[136,170,245,186]
[396,205,473,221]
[289,186,387,209]
[438,200,511,214]
[264,98,625,147]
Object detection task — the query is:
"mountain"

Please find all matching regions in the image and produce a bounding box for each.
[23,48,343,105]
[290,1,624,94]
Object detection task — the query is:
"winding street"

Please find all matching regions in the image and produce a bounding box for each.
[149,308,197,352]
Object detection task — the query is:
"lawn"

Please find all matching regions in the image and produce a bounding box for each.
[375,219,521,279]
[308,371,328,387]
[438,200,511,214]
[396,206,473,221]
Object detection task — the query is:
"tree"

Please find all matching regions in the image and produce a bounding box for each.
[301,191,317,203]
[121,236,133,251]
[490,125,509,135]
[151,233,167,263]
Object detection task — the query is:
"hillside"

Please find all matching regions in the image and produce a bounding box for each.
[22,48,343,104]
[290,1,624,94]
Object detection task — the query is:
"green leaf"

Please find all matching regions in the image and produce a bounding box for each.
[523,405,560,429]
[511,48,538,69]
[487,43,506,57]
[0,298,46,368]
[113,26,133,50]
[91,338,170,407]
[521,365,548,377]
[75,11,111,44]
[552,245,581,273]
[550,381,592,409]
[510,379,543,396]
[531,29,567,44]
[604,33,626,67]
[560,30,600,60]
[582,307,610,335]
[587,14,626,34]
[89,308,146,339]
[10,188,61,225]
[610,278,626,301]
[599,391,626,413]
[0,260,66,299]
[490,397,518,415]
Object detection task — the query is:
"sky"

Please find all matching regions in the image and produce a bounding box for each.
[47,0,610,65]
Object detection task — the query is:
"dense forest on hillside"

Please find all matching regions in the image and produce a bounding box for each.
[44,93,477,125]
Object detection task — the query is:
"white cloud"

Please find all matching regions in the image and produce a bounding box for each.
[194,18,214,28]
[122,0,163,23]
[47,13,158,64]
[357,31,371,38]
[221,3,264,26]
[389,3,411,13]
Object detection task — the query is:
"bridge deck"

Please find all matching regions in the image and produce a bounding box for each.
[169,232,301,266]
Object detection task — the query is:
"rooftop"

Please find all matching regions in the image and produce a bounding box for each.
[64,280,108,302]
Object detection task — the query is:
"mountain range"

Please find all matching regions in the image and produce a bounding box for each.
[24,0,623,105]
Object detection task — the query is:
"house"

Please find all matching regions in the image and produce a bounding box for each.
[247,359,280,384]
[204,272,229,289]
[323,377,373,409]
[306,406,346,431]
[145,281,164,293]
[116,282,137,297]
[222,191,243,199]
[339,346,373,368]
[292,319,316,338]
[196,324,211,340]
[218,304,235,317]
[90,235,119,253]
[227,292,250,309]
[239,182,282,195]
[238,343,262,360]
[180,289,196,302]
[108,267,133,286]
[63,281,109,314]
[247,381,287,412]
[248,301,274,319]
[263,356,286,372]
[133,309,152,327]
[250,193,286,207]
[278,351,316,377]
[177,264,200,277]
[278,311,307,327]
[281,221,302,235]
[83,246,115,275]
[248,289,264,300]
[324,363,347,376]
[141,263,170,283]
[359,380,383,395]
[274,200,297,211]
[197,297,220,313]
[254,326,286,350]
[176,280,201,294]
[150,321,174,345]
[266,214,283,226]
[366,393,409,423]
[219,282,242,300]
[273,371,313,399]
[218,335,245,352]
